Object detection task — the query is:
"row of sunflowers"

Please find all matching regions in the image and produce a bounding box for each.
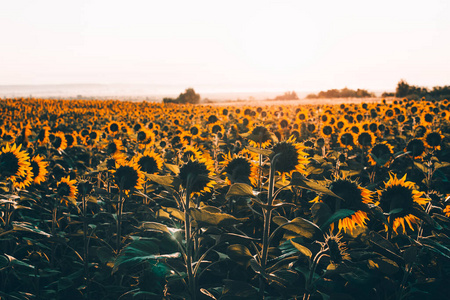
[0,97,449,299]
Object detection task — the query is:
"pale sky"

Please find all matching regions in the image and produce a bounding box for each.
[1,0,449,92]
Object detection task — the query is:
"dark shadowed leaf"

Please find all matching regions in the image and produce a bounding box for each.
[226,183,255,199]
[273,216,322,239]
[189,208,247,227]
[227,244,252,266]
[289,172,343,200]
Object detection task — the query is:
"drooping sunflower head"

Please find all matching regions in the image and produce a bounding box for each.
[178,157,216,196]
[134,148,164,175]
[30,155,49,185]
[377,173,430,234]
[270,135,309,180]
[57,176,78,200]
[368,141,394,167]
[424,131,444,151]
[323,231,350,265]
[405,138,426,159]
[106,139,124,156]
[111,159,145,192]
[314,177,373,234]
[0,143,31,181]
[12,167,33,190]
[221,152,259,187]
[246,125,276,148]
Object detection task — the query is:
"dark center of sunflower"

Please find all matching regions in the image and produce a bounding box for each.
[114,165,139,190]
[322,126,332,136]
[137,131,147,141]
[324,180,363,211]
[426,132,441,147]
[38,130,47,141]
[179,160,210,193]
[370,144,391,163]
[424,113,433,123]
[0,152,20,177]
[30,161,39,179]
[357,132,372,147]
[406,139,425,157]
[52,137,62,149]
[351,126,359,134]
[138,156,158,174]
[110,123,119,132]
[224,157,252,184]
[340,133,354,146]
[271,142,300,173]
[65,134,74,147]
[212,124,222,134]
[58,182,72,197]
[107,142,118,154]
[280,119,289,128]
[369,123,378,133]
[190,126,199,135]
[379,185,414,216]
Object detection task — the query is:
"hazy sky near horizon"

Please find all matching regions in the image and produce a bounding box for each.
[1,0,449,92]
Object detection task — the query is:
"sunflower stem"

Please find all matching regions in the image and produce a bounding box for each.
[116,187,124,251]
[184,174,196,300]
[259,153,281,298]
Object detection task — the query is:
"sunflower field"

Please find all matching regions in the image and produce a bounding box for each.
[1,97,450,300]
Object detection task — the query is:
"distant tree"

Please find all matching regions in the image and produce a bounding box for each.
[306,88,373,99]
[162,88,201,104]
[177,88,200,104]
[274,91,299,100]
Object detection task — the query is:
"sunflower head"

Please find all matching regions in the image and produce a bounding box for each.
[424,131,444,151]
[111,160,145,192]
[134,148,164,175]
[356,131,376,149]
[377,173,430,234]
[323,231,350,265]
[405,138,426,159]
[314,177,373,234]
[221,152,259,186]
[368,141,394,167]
[181,145,203,162]
[57,176,78,204]
[270,136,309,181]
[0,143,31,182]
[30,155,48,185]
[178,157,216,196]
[338,131,356,150]
[51,132,67,151]
[246,125,275,148]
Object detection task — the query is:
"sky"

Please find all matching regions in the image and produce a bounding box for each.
[1,0,450,93]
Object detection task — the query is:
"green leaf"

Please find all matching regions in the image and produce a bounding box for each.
[434,162,450,170]
[227,244,253,266]
[414,162,428,174]
[245,145,274,157]
[221,279,260,299]
[113,238,180,273]
[320,209,355,230]
[289,172,343,200]
[140,222,170,234]
[189,208,247,227]
[158,206,185,221]
[147,174,180,191]
[12,222,51,237]
[367,257,399,275]
[165,163,180,175]
[226,183,255,199]
[290,240,312,258]
[273,216,322,239]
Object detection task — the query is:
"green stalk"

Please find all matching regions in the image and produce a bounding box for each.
[116,187,123,251]
[184,174,196,300]
[259,153,281,298]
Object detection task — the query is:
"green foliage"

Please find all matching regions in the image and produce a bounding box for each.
[163,87,201,104]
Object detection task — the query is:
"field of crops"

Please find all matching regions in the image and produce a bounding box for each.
[0,97,449,299]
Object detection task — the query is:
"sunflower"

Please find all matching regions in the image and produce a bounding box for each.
[12,167,33,189]
[322,231,350,265]
[57,176,78,204]
[221,152,259,186]
[367,141,394,167]
[189,125,201,137]
[106,139,124,156]
[0,143,31,182]
[111,159,145,192]
[338,131,356,151]
[37,126,51,145]
[108,121,121,135]
[320,125,334,137]
[178,157,216,196]
[51,132,67,151]
[246,125,276,148]
[377,173,430,234]
[181,145,203,162]
[65,132,78,148]
[356,130,376,149]
[405,138,426,159]
[424,131,445,151]
[444,205,450,218]
[30,155,49,185]
[312,178,373,234]
[270,135,309,182]
[134,148,164,175]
